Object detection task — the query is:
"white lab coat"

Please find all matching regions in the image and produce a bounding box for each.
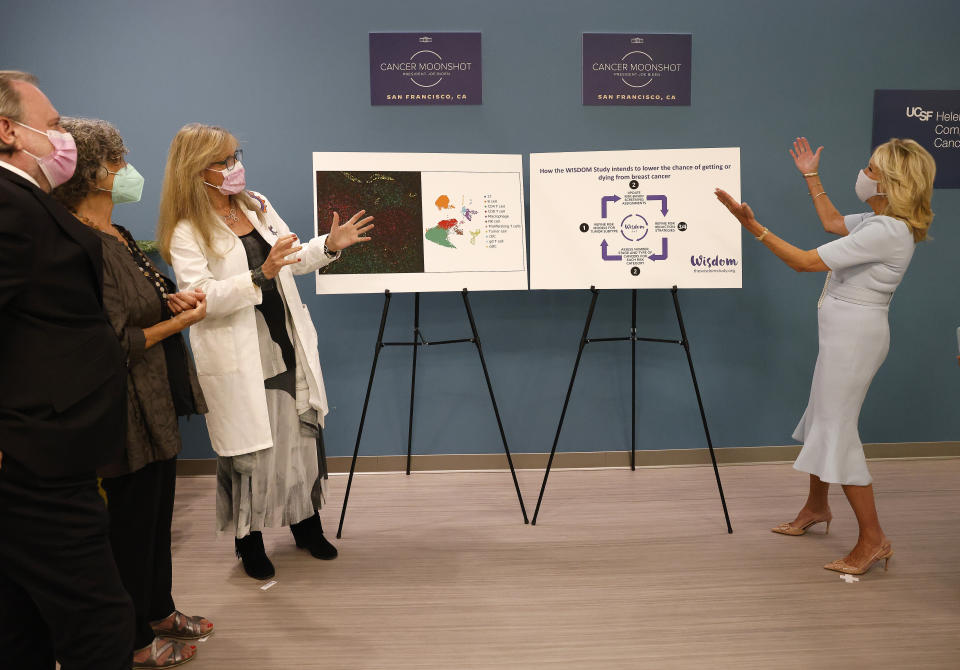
[169,191,337,457]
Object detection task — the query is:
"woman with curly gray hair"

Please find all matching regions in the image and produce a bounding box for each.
[52,118,212,669]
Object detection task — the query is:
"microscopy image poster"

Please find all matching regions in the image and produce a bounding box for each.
[313,153,527,294]
[369,32,482,105]
[582,33,692,106]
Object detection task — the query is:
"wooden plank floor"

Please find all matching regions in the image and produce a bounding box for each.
[170,459,960,669]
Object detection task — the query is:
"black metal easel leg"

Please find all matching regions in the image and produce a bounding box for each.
[631,289,637,472]
[337,290,392,539]
[461,289,529,524]
[406,292,420,476]
[532,287,600,525]
[671,286,733,534]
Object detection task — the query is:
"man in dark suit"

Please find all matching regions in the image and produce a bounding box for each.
[0,71,135,669]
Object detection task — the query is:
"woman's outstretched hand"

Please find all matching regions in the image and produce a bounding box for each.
[717,188,827,272]
[326,210,375,252]
[714,188,759,231]
[790,137,823,175]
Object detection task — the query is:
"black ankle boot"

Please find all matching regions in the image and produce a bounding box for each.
[290,513,338,560]
[234,531,275,580]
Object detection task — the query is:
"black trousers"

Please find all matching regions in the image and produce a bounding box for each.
[0,457,134,670]
[101,457,178,650]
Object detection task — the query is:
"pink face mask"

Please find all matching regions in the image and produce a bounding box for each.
[16,122,77,189]
[204,161,246,195]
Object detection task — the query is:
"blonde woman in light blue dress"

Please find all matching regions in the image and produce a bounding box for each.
[715,137,935,576]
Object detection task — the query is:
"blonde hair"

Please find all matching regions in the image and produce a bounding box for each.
[871,138,936,243]
[157,123,263,262]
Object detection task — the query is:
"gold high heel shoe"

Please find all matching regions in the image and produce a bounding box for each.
[823,543,893,575]
[771,515,832,536]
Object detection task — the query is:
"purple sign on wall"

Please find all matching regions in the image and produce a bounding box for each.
[872,90,960,188]
[369,32,482,106]
[582,33,691,106]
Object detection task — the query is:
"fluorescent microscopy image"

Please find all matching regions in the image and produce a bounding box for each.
[316,171,425,275]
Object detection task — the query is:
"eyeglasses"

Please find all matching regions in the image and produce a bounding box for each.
[95,160,128,180]
[208,149,243,171]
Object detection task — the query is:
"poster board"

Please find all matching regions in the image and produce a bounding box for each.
[530,148,742,290]
[313,152,527,294]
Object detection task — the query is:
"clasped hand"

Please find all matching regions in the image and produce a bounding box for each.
[167,289,205,316]
[167,289,207,326]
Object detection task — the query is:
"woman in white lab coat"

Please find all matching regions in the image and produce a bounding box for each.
[158,124,373,580]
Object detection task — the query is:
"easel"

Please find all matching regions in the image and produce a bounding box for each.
[531,286,733,533]
[336,289,529,538]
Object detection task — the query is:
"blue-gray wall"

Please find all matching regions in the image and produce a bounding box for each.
[5,0,958,459]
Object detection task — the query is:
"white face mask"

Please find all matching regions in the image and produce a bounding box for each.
[855,169,883,203]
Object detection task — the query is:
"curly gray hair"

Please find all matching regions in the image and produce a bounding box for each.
[51,117,128,210]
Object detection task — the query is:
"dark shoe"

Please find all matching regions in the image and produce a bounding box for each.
[234,531,275,580]
[290,513,338,560]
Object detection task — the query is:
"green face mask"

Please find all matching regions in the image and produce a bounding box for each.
[100,163,144,204]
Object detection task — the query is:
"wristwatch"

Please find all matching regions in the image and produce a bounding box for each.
[323,241,339,259]
[250,266,273,290]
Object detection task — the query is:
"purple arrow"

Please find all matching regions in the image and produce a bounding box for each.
[601,194,621,219]
[648,237,668,261]
[601,239,622,261]
[647,195,668,216]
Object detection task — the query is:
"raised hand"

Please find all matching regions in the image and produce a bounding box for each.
[715,189,758,229]
[790,137,823,175]
[326,210,375,252]
[262,234,302,279]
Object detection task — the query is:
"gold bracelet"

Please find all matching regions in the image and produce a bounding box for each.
[755,227,769,242]
[813,191,827,199]
[803,172,819,178]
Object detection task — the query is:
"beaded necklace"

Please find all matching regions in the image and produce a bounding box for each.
[72,212,169,302]
[117,226,169,302]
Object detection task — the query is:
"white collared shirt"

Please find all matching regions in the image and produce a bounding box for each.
[0,160,41,188]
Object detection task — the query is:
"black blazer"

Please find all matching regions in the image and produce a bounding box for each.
[0,166,126,478]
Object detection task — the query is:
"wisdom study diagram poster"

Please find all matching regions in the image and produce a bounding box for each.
[313,153,527,294]
[530,148,742,290]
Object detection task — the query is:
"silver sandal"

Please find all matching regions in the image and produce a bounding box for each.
[150,611,214,640]
[132,638,196,669]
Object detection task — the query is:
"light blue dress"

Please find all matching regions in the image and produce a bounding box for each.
[792,212,915,485]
